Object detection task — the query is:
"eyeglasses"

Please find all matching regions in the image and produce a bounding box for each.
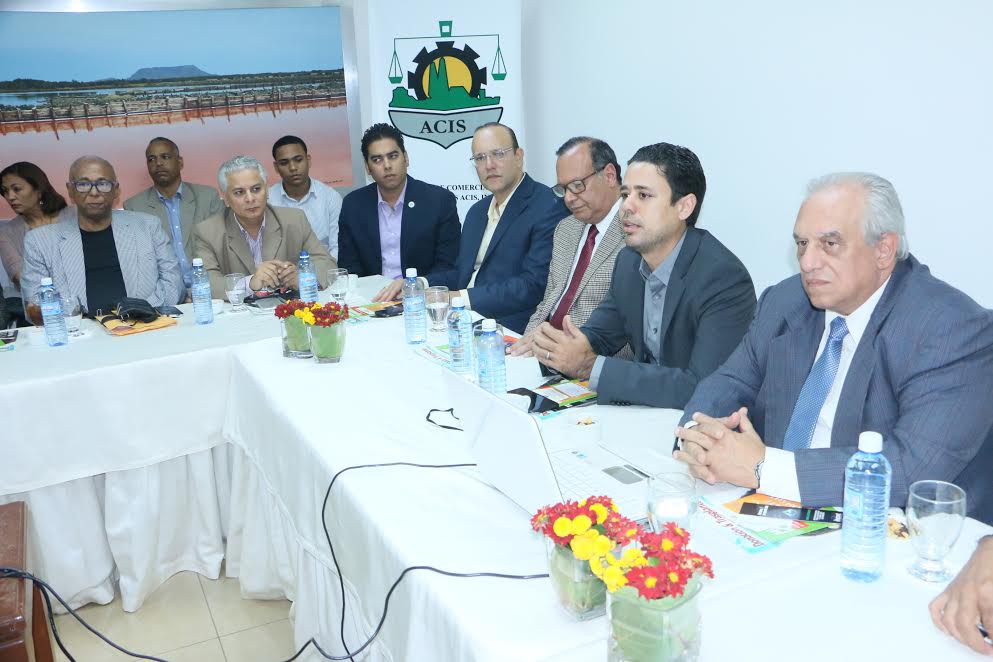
[70,179,117,194]
[469,146,516,167]
[552,168,603,198]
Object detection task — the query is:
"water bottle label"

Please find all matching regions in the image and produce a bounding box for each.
[404,296,424,313]
[41,301,62,317]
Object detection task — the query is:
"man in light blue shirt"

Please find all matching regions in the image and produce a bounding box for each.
[124,137,224,289]
[270,135,343,259]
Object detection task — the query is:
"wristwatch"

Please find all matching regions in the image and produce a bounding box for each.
[753,459,764,489]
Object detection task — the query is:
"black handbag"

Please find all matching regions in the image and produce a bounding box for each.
[115,297,160,323]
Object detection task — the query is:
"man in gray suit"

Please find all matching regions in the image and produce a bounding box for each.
[124,137,224,290]
[21,156,184,314]
[532,143,756,408]
[510,137,625,356]
[675,172,993,524]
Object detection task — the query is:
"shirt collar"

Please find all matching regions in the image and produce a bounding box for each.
[824,275,891,347]
[234,213,266,239]
[638,231,686,292]
[592,196,622,231]
[377,178,408,211]
[277,179,316,203]
[154,182,183,203]
[489,173,526,221]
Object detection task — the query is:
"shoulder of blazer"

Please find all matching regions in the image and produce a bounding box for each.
[268,205,308,232]
[341,181,379,211]
[196,210,230,242]
[123,187,153,210]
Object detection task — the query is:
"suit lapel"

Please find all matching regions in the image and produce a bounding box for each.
[57,217,88,310]
[460,201,489,282]
[179,184,197,256]
[397,178,415,271]
[830,261,910,446]
[766,304,823,448]
[655,229,704,359]
[224,211,257,274]
[483,174,531,264]
[111,213,139,296]
[261,206,285,262]
[542,218,584,318]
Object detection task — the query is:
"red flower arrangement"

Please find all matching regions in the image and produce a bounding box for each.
[274,299,310,320]
[310,301,349,327]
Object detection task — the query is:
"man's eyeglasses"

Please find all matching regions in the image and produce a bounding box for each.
[70,179,117,194]
[469,146,516,167]
[552,168,603,198]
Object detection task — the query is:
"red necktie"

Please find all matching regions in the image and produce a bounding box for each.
[549,224,598,330]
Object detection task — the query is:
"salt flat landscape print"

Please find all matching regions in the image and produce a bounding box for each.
[0,7,352,202]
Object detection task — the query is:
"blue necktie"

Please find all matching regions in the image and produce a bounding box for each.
[782,316,850,452]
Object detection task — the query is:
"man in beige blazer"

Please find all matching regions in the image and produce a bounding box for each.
[194,155,335,299]
[124,137,224,289]
[510,137,625,356]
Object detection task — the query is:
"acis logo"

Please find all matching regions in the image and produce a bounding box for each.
[387,20,507,149]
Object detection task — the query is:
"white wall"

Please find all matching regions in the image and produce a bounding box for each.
[522,1,993,306]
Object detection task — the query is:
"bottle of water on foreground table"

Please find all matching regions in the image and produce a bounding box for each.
[297,250,319,303]
[191,258,214,325]
[402,268,426,344]
[447,296,473,376]
[477,319,506,394]
[37,277,68,346]
[841,431,891,582]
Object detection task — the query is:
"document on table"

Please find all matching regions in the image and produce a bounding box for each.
[533,379,596,406]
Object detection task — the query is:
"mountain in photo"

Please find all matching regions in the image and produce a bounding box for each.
[129,65,213,81]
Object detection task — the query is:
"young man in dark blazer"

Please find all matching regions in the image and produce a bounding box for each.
[337,123,460,300]
[532,142,756,408]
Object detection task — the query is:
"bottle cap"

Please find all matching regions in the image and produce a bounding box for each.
[299,250,309,259]
[40,277,53,286]
[858,431,883,453]
[482,318,496,332]
[192,258,204,267]
[451,296,465,308]
[405,268,418,278]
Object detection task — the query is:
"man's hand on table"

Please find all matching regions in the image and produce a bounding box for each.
[930,535,993,656]
[250,260,288,291]
[532,316,595,378]
[374,278,403,302]
[673,408,765,489]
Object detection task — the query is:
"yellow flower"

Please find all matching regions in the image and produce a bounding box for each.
[570,515,592,535]
[590,503,608,524]
[553,517,572,538]
[578,498,587,507]
[570,534,595,560]
[661,538,675,552]
[605,552,620,567]
[625,527,638,539]
[602,565,627,592]
[645,576,658,588]
[294,309,305,318]
[668,571,680,583]
[593,534,613,556]
[621,548,646,566]
[589,558,604,578]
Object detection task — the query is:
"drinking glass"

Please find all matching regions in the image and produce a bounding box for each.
[225,273,247,312]
[61,294,82,336]
[425,285,450,332]
[327,268,349,303]
[647,472,697,532]
[906,480,966,582]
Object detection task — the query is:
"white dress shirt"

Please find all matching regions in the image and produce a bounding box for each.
[462,174,525,306]
[269,178,343,259]
[760,276,891,502]
[550,197,619,313]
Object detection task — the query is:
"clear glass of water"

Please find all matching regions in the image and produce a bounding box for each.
[425,286,450,332]
[61,294,82,336]
[906,480,966,582]
[327,268,349,303]
[224,273,247,312]
[647,472,697,532]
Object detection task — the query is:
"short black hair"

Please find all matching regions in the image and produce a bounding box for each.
[474,122,519,150]
[147,137,179,154]
[360,123,405,160]
[556,136,621,182]
[272,135,307,159]
[627,142,706,226]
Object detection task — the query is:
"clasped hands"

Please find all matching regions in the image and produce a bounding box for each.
[673,407,766,489]
[511,316,596,379]
[249,260,297,292]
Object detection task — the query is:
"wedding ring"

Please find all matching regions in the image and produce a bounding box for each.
[546,351,551,360]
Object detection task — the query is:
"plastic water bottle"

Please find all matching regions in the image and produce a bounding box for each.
[476,319,507,394]
[37,277,68,346]
[841,431,892,582]
[402,268,426,344]
[447,296,473,375]
[191,258,213,325]
[298,250,319,303]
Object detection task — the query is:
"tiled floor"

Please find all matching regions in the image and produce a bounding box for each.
[52,570,296,662]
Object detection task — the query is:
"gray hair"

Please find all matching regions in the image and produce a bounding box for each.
[217,155,266,193]
[69,155,116,180]
[806,172,909,260]
[556,136,622,182]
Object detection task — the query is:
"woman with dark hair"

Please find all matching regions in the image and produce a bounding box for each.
[0,161,68,292]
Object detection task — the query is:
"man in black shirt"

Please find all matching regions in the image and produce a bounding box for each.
[21,156,184,316]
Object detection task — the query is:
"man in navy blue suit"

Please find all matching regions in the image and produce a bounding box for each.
[337,123,461,300]
[421,122,567,333]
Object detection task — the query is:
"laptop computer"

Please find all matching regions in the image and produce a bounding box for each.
[444,370,682,520]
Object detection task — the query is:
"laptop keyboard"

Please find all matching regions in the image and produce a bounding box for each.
[549,449,648,521]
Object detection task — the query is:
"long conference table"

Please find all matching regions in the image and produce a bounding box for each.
[2,276,989,661]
